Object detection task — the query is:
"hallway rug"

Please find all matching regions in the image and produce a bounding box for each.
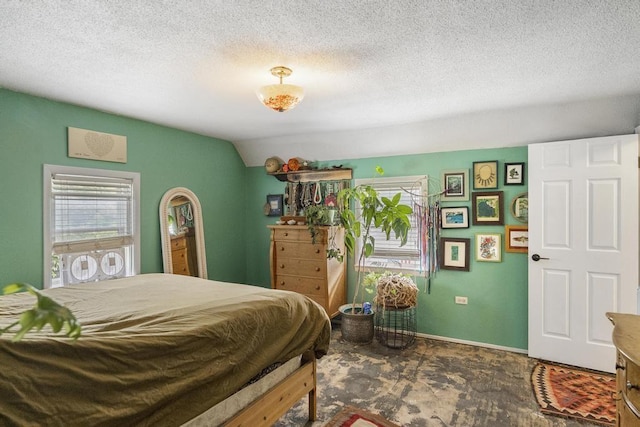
[325,406,400,427]
[531,361,616,426]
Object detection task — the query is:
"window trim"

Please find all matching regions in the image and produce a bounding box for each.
[43,164,141,288]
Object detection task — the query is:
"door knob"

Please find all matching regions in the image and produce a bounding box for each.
[531,254,550,261]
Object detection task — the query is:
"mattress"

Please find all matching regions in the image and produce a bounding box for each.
[0,273,331,426]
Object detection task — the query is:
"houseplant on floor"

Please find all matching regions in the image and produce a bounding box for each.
[337,167,413,343]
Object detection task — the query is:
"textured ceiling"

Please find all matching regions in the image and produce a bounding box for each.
[2,1,640,166]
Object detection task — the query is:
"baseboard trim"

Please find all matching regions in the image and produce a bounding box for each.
[417,332,528,355]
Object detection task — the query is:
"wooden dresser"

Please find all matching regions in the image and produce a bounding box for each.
[607,312,640,427]
[268,225,346,318]
[171,231,198,276]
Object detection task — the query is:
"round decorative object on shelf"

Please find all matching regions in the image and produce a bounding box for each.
[287,158,300,171]
[264,157,280,173]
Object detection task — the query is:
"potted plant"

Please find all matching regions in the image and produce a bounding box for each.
[336,167,413,343]
[304,204,344,262]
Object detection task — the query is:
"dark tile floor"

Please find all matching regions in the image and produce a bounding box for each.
[275,325,600,427]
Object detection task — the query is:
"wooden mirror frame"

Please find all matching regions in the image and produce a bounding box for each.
[159,187,208,279]
[510,192,528,223]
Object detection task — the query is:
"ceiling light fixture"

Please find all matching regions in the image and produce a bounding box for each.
[256,66,304,112]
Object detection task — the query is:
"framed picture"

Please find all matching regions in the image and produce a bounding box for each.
[472,160,499,189]
[505,225,528,253]
[441,169,469,201]
[440,206,469,229]
[504,162,525,185]
[472,191,504,225]
[440,238,470,271]
[475,233,502,262]
[265,194,283,216]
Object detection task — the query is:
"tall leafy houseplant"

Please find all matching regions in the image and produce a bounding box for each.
[338,167,413,315]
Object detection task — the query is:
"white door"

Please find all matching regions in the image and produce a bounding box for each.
[528,134,639,373]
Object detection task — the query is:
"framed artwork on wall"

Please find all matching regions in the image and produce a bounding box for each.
[441,169,469,201]
[472,191,504,225]
[472,160,498,189]
[265,194,283,216]
[440,237,470,271]
[475,233,502,262]
[504,162,525,185]
[505,225,528,253]
[440,206,469,229]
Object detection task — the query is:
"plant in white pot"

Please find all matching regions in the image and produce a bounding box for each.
[337,168,413,343]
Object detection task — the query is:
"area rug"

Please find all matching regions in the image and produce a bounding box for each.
[324,405,400,427]
[531,361,616,426]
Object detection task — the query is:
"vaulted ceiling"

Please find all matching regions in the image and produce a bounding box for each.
[2,1,639,166]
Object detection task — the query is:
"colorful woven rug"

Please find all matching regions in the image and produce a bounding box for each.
[325,406,400,427]
[531,361,616,426]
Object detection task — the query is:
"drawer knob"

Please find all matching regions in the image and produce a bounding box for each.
[280,246,285,251]
[315,267,320,272]
[284,232,288,236]
[280,264,285,269]
[280,281,285,286]
[315,285,321,290]
[627,381,640,391]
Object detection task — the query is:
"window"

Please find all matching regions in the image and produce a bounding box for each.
[43,165,140,288]
[354,175,427,273]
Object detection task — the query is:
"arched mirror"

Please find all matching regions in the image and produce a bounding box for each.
[510,192,528,223]
[159,187,208,279]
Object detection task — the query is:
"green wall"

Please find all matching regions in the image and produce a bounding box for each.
[0,89,247,287]
[1,88,529,351]
[245,148,529,350]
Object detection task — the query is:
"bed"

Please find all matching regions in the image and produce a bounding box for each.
[0,273,331,426]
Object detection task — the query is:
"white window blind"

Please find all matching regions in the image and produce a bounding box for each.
[355,175,427,272]
[51,174,134,254]
[43,165,140,288]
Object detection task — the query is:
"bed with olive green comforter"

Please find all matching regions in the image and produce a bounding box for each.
[0,273,331,426]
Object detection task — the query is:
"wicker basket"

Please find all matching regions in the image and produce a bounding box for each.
[339,304,374,344]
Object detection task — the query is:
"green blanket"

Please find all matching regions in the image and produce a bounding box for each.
[0,274,331,426]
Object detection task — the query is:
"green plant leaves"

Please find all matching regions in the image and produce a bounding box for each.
[1,283,82,342]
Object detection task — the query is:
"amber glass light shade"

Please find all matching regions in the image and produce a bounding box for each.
[256,66,304,112]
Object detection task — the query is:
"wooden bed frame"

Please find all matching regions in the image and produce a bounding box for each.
[223,351,317,426]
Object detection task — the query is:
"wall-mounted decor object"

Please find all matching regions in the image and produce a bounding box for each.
[510,192,528,223]
[472,160,498,189]
[504,162,525,185]
[440,237,470,271]
[472,191,504,225]
[68,127,127,163]
[475,233,502,262]
[441,169,469,201]
[265,194,283,216]
[505,225,528,253]
[440,206,469,229]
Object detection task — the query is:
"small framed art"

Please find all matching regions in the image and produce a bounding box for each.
[265,194,283,216]
[475,233,502,262]
[440,206,469,229]
[441,169,469,201]
[504,162,525,185]
[472,160,498,189]
[472,191,504,225]
[440,237,470,271]
[505,225,528,253]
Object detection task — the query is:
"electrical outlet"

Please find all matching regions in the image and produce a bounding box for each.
[455,296,468,305]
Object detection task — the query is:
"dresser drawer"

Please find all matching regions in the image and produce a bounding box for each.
[624,356,640,417]
[171,237,187,250]
[274,275,326,296]
[171,255,191,276]
[275,242,325,260]
[275,259,326,277]
[273,228,326,243]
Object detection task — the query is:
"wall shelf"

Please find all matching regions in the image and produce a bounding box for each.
[268,168,353,182]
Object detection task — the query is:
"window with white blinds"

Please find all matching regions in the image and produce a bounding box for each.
[354,175,427,272]
[43,165,140,288]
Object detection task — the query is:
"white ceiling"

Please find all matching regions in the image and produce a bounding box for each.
[2,1,640,166]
